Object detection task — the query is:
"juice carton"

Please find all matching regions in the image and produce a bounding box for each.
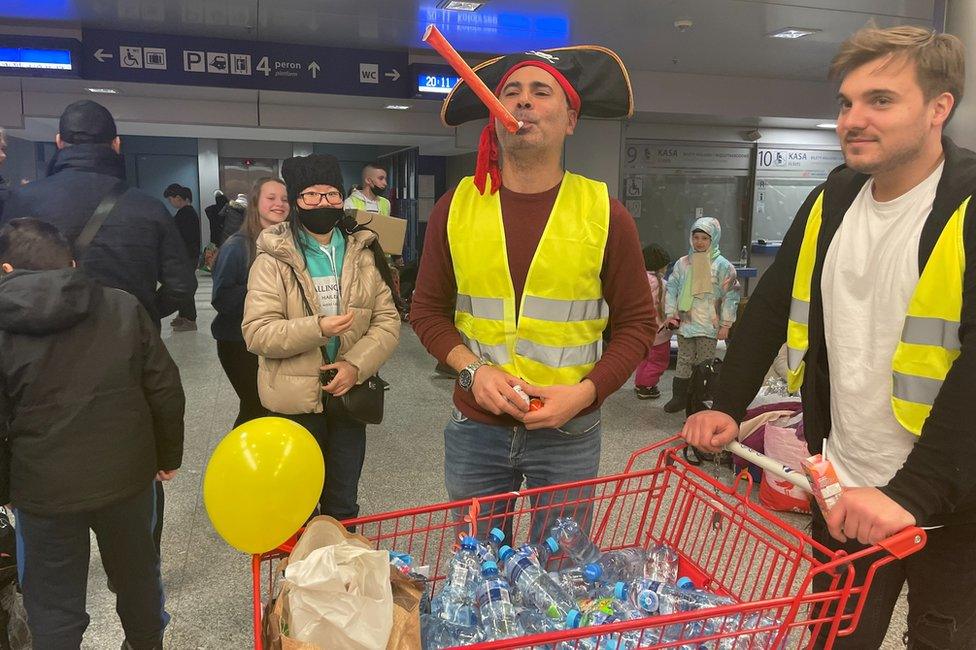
[801,454,844,516]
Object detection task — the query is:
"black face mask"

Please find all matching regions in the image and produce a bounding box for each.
[296,206,344,234]
[370,184,387,197]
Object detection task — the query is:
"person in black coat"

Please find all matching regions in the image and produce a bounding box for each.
[0,100,196,326]
[164,183,201,331]
[0,218,184,650]
[204,189,228,246]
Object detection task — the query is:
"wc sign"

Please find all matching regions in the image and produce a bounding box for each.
[360,63,379,84]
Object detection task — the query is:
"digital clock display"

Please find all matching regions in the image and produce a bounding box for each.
[417,73,461,95]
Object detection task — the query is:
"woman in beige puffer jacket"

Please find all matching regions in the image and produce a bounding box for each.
[242,153,400,521]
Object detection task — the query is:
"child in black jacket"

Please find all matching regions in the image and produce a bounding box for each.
[0,218,184,650]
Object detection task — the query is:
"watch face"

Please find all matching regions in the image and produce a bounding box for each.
[458,368,473,390]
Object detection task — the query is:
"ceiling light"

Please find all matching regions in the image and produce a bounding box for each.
[385,104,411,110]
[816,122,837,129]
[439,1,484,10]
[768,27,820,40]
[86,87,119,94]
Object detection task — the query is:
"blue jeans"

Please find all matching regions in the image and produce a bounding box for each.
[280,408,367,521]
[15,483,168,650]
[444,407,602,545]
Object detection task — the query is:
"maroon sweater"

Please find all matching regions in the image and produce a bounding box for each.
[410,181,656,426]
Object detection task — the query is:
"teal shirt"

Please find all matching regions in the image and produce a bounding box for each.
[299,228,346,361]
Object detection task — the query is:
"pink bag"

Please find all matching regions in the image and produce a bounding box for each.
[758,413,811,514]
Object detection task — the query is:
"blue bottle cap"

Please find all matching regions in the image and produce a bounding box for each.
[460,535,478,550]
[637,589,659,613]
[582,563,603,582]
[498,545,514,561]
[566,609,582,628]
[399,554,413,565]
[481,560,499,575]
[544,537,559,553]
[613,581,627,600]
[489,528,505,544]
[676,576,695,589]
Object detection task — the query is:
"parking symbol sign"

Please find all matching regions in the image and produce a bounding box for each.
[120,46,143,68]
[207,52,229,74]
[230,53,251,75]
[183,50,206,73]
[143,47,167,70]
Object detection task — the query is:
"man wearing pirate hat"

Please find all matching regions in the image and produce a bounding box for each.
[411,46,655,537]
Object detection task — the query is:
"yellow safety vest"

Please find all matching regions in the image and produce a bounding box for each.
[348,193,391,215]
[447,172,610,386]
[787,191,969,435]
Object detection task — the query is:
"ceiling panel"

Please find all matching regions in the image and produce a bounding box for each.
[1,0,939,80]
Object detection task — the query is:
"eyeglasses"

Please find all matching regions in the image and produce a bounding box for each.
[299,190,343,206]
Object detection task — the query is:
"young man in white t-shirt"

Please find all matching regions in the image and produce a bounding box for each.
[681,26,976,648]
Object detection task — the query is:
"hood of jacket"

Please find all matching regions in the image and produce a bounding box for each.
[47,143,125,179]
[0,268,98,335]
[688,216,721,259]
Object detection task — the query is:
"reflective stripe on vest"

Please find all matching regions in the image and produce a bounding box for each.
[789,191,969,436]
[785,190,825,393]
[890,196,969,435]
[447,172,610,385]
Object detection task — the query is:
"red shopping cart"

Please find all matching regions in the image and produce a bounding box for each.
[251,436,925,649]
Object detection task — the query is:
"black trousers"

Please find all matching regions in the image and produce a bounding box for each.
[16,483,167,650]
[216,340,268,428]
[177,299,196,321]
[277,409,367,522]
[812,508,976,649]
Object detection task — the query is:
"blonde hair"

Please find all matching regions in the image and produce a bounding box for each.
[830,25,965,121]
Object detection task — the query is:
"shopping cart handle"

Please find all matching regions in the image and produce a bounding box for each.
[877,525,926,560]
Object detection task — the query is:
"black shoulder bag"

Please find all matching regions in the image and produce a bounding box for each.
[75,181,126,257]
[292,267,385,425]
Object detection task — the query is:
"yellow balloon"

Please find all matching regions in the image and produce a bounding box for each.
[203,417,324,554]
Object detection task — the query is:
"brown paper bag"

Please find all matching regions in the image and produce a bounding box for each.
[386,570,423,650]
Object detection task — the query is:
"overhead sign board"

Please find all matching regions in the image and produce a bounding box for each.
[0,35,80,78]
[82,29,409,97]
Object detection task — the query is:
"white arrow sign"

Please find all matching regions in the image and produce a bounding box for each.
[308,61,320,79]
[93,48,114,63]
[384,68,400,81]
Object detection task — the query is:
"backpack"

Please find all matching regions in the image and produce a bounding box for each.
[0,509,29,650]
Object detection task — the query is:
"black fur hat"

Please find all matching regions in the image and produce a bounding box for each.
[280,154,345,204]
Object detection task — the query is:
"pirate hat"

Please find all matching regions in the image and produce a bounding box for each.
[441,46,633,193]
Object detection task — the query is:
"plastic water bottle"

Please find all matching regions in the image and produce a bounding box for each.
[515,608,563,650]
[421,613,481,649]
[614,578,735,615]
[498,545,577,621]
[643,543,679,584]
[740,245,749,265]
[582,547,646,585]
[431,536,481,624]
[477,528,507,563]
[475,561,523,641]
[550,518,601,565]
[513,537,560,568]
[549,566,601,600]
[733,613,783,650]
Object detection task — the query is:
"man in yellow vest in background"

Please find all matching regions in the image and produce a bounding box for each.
[411,47,654,541]
[344,161,390,215]
[683,26,976,648]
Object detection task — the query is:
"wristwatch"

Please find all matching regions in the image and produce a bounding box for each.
[458,358,490,391]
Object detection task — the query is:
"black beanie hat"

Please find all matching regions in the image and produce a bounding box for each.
[280,154,345,204]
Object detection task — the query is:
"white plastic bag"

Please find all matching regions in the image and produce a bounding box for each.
[284,542,393,650]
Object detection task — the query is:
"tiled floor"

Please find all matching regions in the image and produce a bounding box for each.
[79,274,907,648]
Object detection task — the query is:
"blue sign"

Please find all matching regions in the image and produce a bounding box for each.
[0,35,80,78]
[411,64,460,96]
[81,29,409,98]
[415,6,570,53]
